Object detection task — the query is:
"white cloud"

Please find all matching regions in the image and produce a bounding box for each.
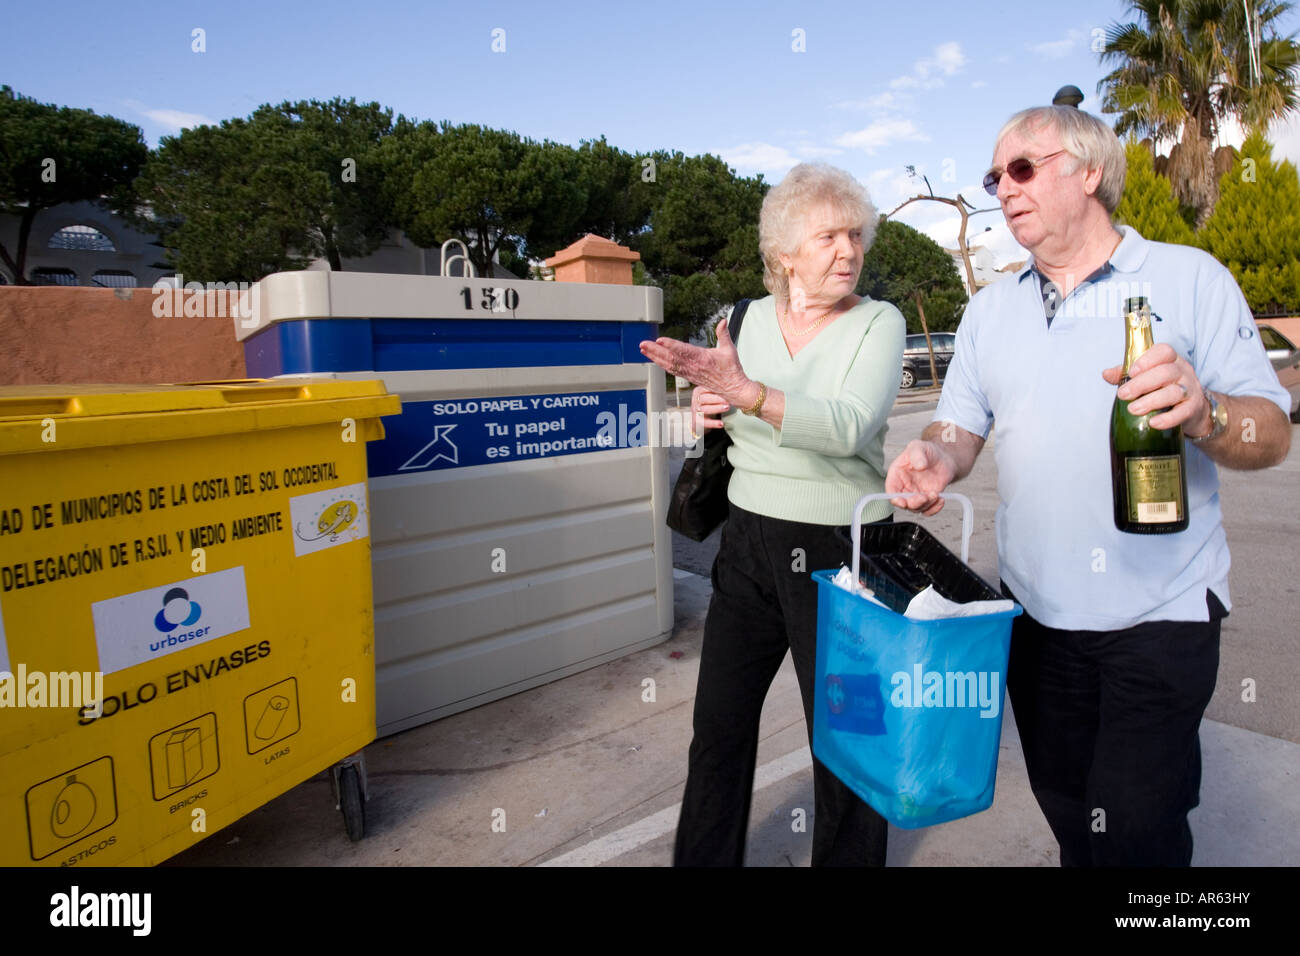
[917,213,963,249]
[924,41,967,77]
[882,183,1023,270]
[830,92,903,112]
[795,143,845,159]
[866,167,918,212]
[970,222,1028,269]
[718,141,846,175]
[719,142,801,174]
[865,169,998,220]
[1217,115,1248,150]
[896,200,959,234]
[907,214,1025,270]
[1273,112,1300,166]
[1028,29,1084,58]
[124,99,216,133]
[971,79,988,89]
[144,108,215,131]
[1217,110,1300,166]
[1137,98,1300,165]
[834,119,930,154]
[888,42,967,91]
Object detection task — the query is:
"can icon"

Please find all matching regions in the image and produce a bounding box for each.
[254,696,290,740]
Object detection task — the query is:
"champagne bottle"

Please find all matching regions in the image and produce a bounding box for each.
[1110,297,1188,533]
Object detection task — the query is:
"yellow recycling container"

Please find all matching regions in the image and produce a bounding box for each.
[0,379,401,866]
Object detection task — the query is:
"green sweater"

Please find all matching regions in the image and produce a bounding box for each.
[725,295,905,526]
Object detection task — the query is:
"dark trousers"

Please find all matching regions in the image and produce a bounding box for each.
[1003,584,1225,866]
[673,504,889,867]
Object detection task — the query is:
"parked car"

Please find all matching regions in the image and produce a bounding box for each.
[1258,325,1300,423]
[900,332,955,389]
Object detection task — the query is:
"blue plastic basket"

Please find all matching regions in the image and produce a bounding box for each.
[812,493,1022,829]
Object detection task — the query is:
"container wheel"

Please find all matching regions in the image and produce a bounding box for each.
[339,764,365,842]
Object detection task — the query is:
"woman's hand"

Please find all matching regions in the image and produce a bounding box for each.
[691,387,730,434]
[639,316,753,406]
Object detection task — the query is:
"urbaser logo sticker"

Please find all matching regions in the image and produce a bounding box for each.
[91,568,251,675]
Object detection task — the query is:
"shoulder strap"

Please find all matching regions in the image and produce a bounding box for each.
[729,298,752,343]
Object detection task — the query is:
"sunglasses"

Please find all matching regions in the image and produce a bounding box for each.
[982,150,1068,195]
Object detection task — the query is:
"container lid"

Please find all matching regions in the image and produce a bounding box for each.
[0,379,401,456]
[232,270,664,341]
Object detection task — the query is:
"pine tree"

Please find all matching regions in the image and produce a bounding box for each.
[1114,139,1195,244]
[1198,131,1300,314]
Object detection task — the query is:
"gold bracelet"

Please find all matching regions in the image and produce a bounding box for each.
[742,381,767,416]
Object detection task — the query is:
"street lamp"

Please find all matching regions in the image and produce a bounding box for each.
[1052,85,1084,108]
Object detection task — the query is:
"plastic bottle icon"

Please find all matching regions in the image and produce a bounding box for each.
[254,695,290,740]
[50,774,97,838]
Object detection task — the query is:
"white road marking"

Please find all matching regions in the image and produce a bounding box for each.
[539,746,813,867]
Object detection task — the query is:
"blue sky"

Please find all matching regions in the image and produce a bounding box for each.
[5,0,1299,266]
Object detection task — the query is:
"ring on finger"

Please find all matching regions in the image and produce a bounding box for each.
[1178,383,1188,401]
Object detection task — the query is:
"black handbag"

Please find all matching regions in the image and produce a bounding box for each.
[665,299,751,541]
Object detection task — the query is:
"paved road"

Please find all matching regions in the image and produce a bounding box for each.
[671,392,1300,744]
[165,388,1297,868]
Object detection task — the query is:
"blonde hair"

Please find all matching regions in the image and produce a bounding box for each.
[758,163,878,299]
[995,105,1127,213]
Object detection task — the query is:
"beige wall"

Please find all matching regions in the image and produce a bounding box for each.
[0,286,246,386]
[1257,316,1300,346]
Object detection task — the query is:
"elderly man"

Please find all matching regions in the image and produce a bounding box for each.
[885,105,1292,866]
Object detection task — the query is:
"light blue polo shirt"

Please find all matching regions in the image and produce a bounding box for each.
[935,226,1292,631]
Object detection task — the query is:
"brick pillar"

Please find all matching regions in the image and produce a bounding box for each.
[544,234,640,285]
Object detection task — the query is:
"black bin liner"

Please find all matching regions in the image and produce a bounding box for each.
[836,522,1001,615]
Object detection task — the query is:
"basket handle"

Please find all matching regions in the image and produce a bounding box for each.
[850,492,974,587]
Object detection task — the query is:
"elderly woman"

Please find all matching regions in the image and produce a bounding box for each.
[639,163,905,866]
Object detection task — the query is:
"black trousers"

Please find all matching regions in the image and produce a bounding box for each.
[1003,584,1225,866]
[673,504,889,866]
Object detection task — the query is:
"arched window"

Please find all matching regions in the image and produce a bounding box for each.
[92,270,136,288]
[48,224,116,252]
[31,267,79,286]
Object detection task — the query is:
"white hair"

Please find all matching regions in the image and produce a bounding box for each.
[995,105,1127,213]
[758,163,878,298]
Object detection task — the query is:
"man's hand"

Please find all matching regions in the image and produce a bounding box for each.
[885,440,959,516]
[1102,344,1292,468]
[1102,343,1211,436]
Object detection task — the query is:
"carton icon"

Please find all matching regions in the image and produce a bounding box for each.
[165,727,203,788]
[148,713,220,800]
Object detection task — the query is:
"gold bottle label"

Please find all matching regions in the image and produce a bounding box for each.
[1125,455,1185,522]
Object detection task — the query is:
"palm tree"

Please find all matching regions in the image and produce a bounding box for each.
[1098,0,1300,226]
